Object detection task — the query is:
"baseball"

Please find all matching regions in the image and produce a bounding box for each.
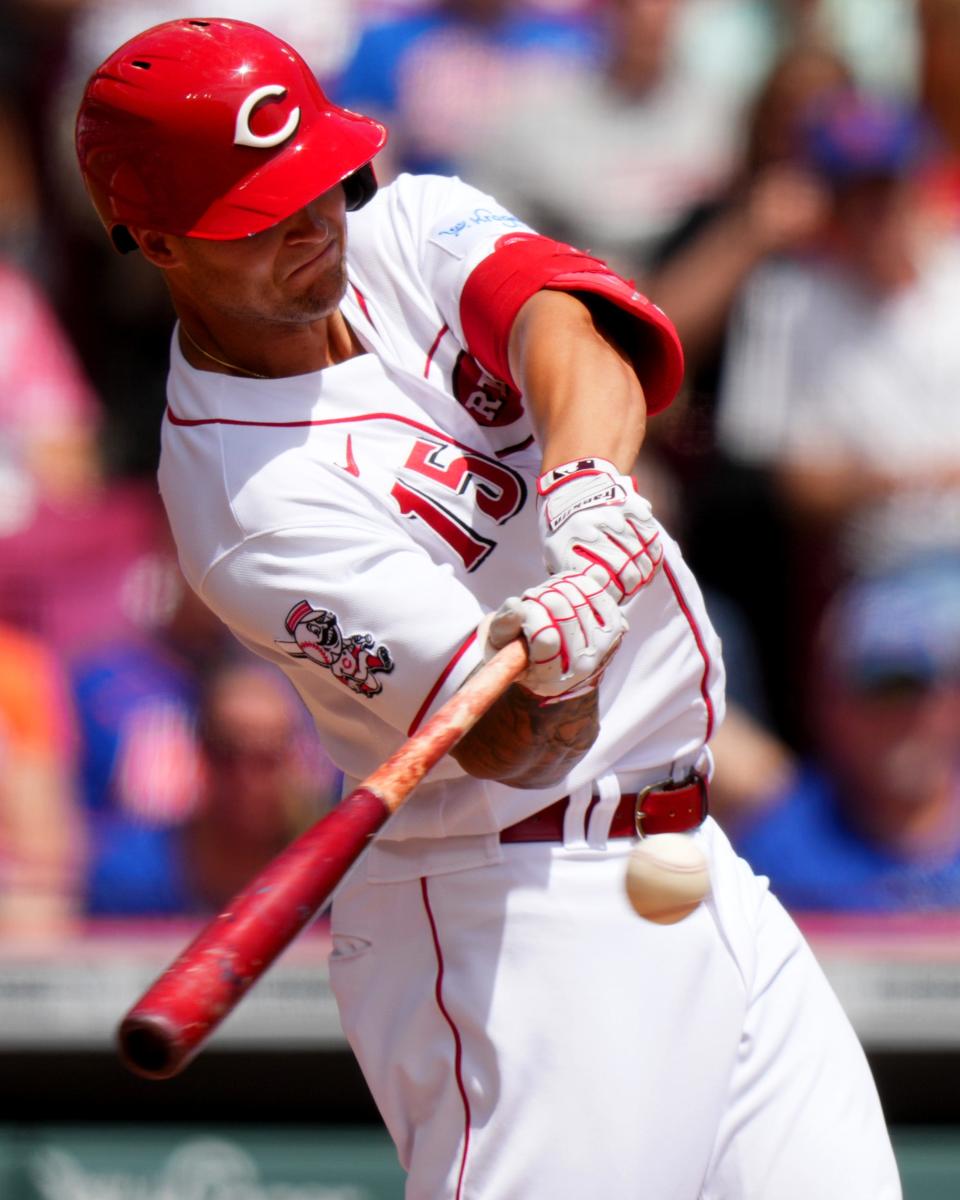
[624,833,710,924]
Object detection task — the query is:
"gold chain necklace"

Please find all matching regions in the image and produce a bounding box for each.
[179,324,269,379]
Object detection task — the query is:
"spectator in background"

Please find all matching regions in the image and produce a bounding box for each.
[185,661,339,914]
[0,240,169,654]
[74,561,335,916]
[716,89,960,586]
[734,557,960,911]
[640,42,849,736]
[0,250,172,654]
[646,39,846,390]
[800,0,919,100]
[0,27,170,650]
[73,563,233,916]
[0,7,45,280]
[705,87,960,747]
[720,90,960,576]
[0,258,102,537]
[0,623,86,937]
[333,0,599,180]
[463,0,773,275]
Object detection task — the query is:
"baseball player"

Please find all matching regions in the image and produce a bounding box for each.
[75,19,901,1199]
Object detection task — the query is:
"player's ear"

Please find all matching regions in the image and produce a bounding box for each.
[130,227,182,269]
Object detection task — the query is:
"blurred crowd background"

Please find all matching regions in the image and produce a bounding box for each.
[1,0,959,939]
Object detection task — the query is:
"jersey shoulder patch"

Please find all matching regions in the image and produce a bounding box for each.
[428,204,532,260]
[276,602,394,698]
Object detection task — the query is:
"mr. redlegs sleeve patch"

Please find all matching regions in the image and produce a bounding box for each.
[276,601,394,698]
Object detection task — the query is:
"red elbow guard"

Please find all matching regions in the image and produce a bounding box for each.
[459,233,684,415]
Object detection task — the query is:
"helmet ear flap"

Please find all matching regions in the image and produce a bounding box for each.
[343,164,378,211]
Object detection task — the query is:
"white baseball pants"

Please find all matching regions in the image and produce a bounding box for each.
[329,817,902,1199]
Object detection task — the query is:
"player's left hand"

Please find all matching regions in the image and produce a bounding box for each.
[537,457,663,602]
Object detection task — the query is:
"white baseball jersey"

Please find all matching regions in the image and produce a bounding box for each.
[160,173,724,869]
[158,173,900,1199]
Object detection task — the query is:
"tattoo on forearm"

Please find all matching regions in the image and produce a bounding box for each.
[453,684,600,788]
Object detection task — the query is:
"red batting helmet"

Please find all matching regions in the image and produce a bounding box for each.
[75,18,388,252]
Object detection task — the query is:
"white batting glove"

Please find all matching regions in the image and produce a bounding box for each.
[537,458,664,603]
[481,570,628,703]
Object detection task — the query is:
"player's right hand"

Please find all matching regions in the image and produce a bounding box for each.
[481,570,627,703]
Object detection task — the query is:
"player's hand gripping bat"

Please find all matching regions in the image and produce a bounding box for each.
[117,639,528,1080]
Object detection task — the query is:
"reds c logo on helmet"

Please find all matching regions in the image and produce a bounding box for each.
[74,18,388,252]
[234,85,301,148]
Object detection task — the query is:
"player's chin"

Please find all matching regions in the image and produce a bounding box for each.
[307,261,348,309]
[290,265,349,320]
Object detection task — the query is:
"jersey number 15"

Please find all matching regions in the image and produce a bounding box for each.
[391,438,526,571]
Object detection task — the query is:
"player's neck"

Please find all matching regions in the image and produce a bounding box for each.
[177,309,364,379]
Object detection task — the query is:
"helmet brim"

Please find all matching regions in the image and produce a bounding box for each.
[177,106,387,241]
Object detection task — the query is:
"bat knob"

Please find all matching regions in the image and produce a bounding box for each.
[118,1012,192,1080]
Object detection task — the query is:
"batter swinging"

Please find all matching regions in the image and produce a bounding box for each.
[76,19,901,1199]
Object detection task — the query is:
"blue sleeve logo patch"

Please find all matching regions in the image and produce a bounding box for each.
[429,206,531,258]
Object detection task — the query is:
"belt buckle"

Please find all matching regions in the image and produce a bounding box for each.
[633,780,667,838]
[633,772,707,838]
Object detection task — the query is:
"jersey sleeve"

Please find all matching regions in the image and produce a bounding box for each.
[196,509,488,775]
[370,173,684,414]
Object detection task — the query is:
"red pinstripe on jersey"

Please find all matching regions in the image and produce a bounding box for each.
[350,282,376,330]
[169,397,537,460]
[407,628,478,737]
[166,407,503,457]
[661,559,716,742]
[420,876,472,1200]
[424,323,450,377]
[494,434,535,458]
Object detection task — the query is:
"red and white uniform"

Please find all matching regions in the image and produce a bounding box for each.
[160,175,900,1200]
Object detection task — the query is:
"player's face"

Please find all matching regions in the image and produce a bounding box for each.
[171,184,349,327]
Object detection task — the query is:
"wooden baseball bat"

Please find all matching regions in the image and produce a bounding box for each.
[117,638,528,1080]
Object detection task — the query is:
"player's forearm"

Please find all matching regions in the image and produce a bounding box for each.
[451,684,599,788]
[507,290,647,474]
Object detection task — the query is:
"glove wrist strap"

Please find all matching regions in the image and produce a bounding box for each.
[536,457,624,499]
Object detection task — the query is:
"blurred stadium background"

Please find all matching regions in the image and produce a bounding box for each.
[2,0,960,1195]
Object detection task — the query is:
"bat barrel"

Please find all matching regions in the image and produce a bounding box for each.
[118,786,393,1079]
[115,640,529,1080]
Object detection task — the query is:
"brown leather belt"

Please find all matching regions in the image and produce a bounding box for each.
[499,774,708,843]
